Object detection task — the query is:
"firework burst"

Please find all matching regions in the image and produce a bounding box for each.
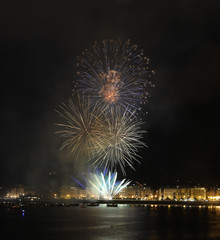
[55,96,107,164]
[90,110,147,175]
[75,171,131,200]
[56,99,146,174]
[74,39,154,114]
[55,39,153,177]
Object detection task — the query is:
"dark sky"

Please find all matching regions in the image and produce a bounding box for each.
[1,0,220,187]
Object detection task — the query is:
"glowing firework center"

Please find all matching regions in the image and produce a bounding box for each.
[99,70,120,104]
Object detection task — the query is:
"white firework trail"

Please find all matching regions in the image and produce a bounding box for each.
[86,171,131,200]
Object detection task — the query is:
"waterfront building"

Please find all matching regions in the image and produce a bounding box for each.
[60,186,87,199]
[189,187,206,200]
[116,184,153,200]
[217,188,220,196]
[5,185,25,198]
[207,187,220,201]
[158,187,177,200]
[176,187,190,200]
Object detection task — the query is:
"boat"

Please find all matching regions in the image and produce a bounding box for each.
[87,202,99,207]
[66,203,79,207]
[107,203,118,207]
[11,203,22,209]
[79,203,87,208]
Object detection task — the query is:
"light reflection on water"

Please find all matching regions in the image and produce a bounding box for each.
[1,204,220,240]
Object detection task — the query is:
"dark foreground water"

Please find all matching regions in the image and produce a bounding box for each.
[1,204,220,240]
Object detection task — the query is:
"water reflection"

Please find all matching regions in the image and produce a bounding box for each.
[1,204,220,240]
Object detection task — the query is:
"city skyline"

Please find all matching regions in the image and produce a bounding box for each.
[1,181,220,202]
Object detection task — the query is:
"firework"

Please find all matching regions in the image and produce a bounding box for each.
[56,39,152,176]
[90,110,147,175]
[56,99,146,174]
[75,171,131,200]
[55,96,107,164]
[74,39,154,114]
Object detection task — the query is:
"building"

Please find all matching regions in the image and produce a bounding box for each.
[117,184,153,200]
[60,186,87,199]
[217,188,220,199]
[5,185,25,198]
[158,187,177,200]
[176,187,190,200]
[206,187,220,201]
[189,187,206,200]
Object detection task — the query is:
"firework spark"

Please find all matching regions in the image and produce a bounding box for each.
[56,39,152,175]
[55,97,107,164]
[56,99,146,174]
[90,110,147,175]
[76,171,131,200]
[74,39,154,114]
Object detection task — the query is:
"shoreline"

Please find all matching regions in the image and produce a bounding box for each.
[1,198,220,207]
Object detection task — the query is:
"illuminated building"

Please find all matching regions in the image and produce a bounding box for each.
[60,186,87,199]
[123,185,135,199]
[176,187,207,201]
[158,187,177,200]
[152,189,159,200]
[6,185,25,198]
[189,187,206,200]
[116,184,153,200]
[176,187,190,200]
[207,187,220,201]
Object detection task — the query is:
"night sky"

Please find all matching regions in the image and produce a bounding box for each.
[1,0,220,187]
